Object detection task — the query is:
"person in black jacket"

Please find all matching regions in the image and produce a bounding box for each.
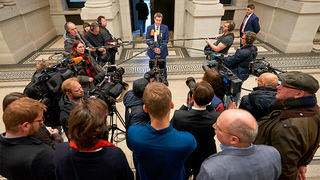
[239,72,278,120]
[135,0,149,36]
[171,81,221,179]
[55,99,133,180]
[97,16,122,65]
[59,78,85,139]
[0,98,56,180]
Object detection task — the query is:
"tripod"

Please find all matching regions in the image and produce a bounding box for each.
[149,56,168,86]
[108,103,126,143]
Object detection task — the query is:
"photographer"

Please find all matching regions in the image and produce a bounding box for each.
[171,81,220,179]
[70,40,104,90]
[224,31,258,107]
[204,20,235,58]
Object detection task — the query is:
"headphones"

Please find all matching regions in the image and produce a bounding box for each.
[228,20,235,32]
[64,22,70,34]
[90,23,99,32]
[244,31,256,44]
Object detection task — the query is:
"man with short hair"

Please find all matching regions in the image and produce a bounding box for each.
[135,0,149,36]
[59,78,84,137]
[224,31,258,107]
[239,72,278,120]
[254,71,320,180]
[204,20,235,57]
[171,81,220,178]
[198,109,281,180]
[128,82,197,179]
[63,22,95,53]
[146,12,170,79]
[240,4,260,47]
[84,22,109,65]
[97,16,122,65]
[0,98,56,180]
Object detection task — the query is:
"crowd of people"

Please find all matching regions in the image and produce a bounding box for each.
[1,4,320,180]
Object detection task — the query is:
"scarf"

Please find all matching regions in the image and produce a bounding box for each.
[272,96,317,110]
[79,53,96,78]
[70,139,115,151]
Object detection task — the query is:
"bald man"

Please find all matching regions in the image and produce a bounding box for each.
[197,109,281,180]
[239,73,278,120]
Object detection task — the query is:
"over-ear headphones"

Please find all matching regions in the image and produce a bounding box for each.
[227,20,235,32]
[97,16,105,25]
[90,22,99,32]
[64,22,70,34]
[244,31,256,44]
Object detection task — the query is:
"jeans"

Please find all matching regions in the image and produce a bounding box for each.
[139,19,146,35]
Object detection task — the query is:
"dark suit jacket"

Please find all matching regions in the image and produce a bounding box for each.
[171,105,220,175]
[240,13,260,37]
[146,24,169,59]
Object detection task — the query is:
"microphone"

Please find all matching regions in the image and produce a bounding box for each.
[72,56,83,64]
[151,29,154,37]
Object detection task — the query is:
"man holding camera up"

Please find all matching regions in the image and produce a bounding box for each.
[146,12,169,80]
[171,81,220,179]
[224,31,258,107]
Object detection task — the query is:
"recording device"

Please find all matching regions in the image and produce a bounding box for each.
[90,65,126,108]
[144,57,168,86]
[249,57,285,77]
[186,77,195,97]
[202,53,242,96]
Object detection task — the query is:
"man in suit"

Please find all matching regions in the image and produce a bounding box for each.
[197,109,281,180]
[240,4,260,47]
[171,81,220,179]
[146,12,169,80]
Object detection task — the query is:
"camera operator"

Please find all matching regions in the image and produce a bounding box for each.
[123,78,150,180]
[84,22,110,66]
[70,40,104,90]
[58,78,86,139]
[63,22,96,54]
[224,31,258,108]
[171,81,220,179]
[204,20,235,59]
[239,72,278,120]
[97,16,122,65]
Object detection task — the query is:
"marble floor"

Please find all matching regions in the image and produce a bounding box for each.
[0,30,320,179]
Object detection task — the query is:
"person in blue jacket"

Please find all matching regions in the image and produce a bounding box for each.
[240,4,260,47]
[146,12,169,80]
[224,31,258,108]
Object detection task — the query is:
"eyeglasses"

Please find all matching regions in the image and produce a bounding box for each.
[278,81,301,90]
[33,117,45,124]
[213,123,241,142]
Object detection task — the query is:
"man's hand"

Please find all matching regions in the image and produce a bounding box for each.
[49,129,59,135]
[205,38,211,44]
[117,40,123,44]
[185,95,194,106]
[227,100,237,109]
[89,77,94,82]
[297,166,307,180]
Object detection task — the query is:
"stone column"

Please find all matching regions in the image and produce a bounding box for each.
[183,0,224,57]
[251,0,320,53]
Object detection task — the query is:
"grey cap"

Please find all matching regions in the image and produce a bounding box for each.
[279,71,319,94]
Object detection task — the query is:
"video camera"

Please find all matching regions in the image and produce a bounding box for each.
[249,57,285,77]
[144,57,168,86]
[202,53,242,96]
[90,65,126,108]
[186,77,196,97]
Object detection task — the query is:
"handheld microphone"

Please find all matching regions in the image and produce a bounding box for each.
[72,56,83,64]
[151,29,154,36]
